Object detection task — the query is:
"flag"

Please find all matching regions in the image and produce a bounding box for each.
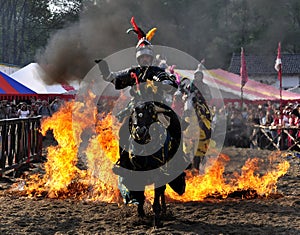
[274,42,282,81]
[61,83,75,91]
[240,47,248,87]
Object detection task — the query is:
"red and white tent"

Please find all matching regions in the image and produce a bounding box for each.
[177,69,300,102]
[10,63,78,95]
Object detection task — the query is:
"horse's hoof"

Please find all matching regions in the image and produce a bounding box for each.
[153,220,163,228]
[138,211,146,218]
[138,207,146,217]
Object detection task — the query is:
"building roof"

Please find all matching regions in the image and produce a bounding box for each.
[228,53,300,75]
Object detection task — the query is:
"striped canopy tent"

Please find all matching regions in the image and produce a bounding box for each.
[10,63,77,94]
[0,71,37,101]
[176,69,300,104]
[10,63,79,101]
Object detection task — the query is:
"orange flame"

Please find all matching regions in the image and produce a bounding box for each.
[165,152,289,201]
[23,94,290,203]
[24,94,122,203]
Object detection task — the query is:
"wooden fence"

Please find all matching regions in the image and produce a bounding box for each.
[0,116,42,176]
[252,125,300,151]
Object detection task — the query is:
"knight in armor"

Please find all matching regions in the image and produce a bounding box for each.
[97,17,183,204]
[97,17,178,115]
[96,19,211,221]
[189,62,211,103]
[186,64,212,172]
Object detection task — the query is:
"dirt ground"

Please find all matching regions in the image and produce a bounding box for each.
[0,147,300,235]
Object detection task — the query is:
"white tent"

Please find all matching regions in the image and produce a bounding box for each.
[10,63,79,94]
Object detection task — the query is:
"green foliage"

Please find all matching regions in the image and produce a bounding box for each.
[0,0,81,65]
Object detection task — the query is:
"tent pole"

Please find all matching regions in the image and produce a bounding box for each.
[279,70,283,150]
[241,86,244,111]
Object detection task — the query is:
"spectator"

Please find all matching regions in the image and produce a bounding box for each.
[35,99,42,109]
[0,102,6,119]
[17,103,30,118]
[50,98,63,113]
[288,109,298,148]
[260,110,273,126]
[38,100,52,117]
[241,107,249,120]
[27,105,36,117]
[9,103,18,118]
[230,111,244,129]
[270,110,281,147]
[282,106,291,127]
[30,103,39,116]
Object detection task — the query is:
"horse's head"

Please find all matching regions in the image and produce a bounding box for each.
[129,102,169,144]
[130,102,156,143]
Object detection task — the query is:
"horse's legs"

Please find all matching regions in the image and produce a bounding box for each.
[160,191,167,215]
[153,185,166,227]
[130,191,145,217]
[193,156,201,170]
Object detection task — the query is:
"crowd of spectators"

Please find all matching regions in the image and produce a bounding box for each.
[211,100,300,150]
[2,95,300,150]
[0,97,64,119]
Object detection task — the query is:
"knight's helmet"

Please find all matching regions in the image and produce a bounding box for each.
[193,59,206,81]
[126,17,157,66]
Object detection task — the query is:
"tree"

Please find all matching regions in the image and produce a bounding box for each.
[0,0,81,65]
[1,0,299,70]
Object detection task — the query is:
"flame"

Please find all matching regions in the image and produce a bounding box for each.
[165,152,289,202]
[24,93,122,203]
[21,92,290,203]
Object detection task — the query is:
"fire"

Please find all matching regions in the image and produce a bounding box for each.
[21,95,290,203]
[165,152,289,201]
[24,94,122,203]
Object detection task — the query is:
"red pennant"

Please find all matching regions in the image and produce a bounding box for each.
[240,47,248,87]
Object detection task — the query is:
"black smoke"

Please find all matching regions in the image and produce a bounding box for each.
[36,0,293,85]
[36,2,133,84]
[36,1,203,85]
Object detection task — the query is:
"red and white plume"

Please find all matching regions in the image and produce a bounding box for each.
[126,16,157,46]
[127,16,146,40]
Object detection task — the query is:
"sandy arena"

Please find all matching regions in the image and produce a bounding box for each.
[0,147,299,235]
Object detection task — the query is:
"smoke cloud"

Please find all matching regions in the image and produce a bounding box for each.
[36,2,134,85]
[36,1,206,85]
[36,1,288,85]
[34,1,219,85]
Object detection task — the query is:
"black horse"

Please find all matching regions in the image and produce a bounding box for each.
[113,101,187,227]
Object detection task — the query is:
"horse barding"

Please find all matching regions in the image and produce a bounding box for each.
[112,78,211,226]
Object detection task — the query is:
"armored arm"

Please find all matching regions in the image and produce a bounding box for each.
[111,68,137,89]
[96,59,139,89]
[96,59,111,81]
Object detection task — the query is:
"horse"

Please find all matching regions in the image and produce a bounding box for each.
[112,101,187,227]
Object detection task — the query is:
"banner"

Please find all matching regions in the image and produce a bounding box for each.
[274,42,282,81]
[240,47,248,87]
